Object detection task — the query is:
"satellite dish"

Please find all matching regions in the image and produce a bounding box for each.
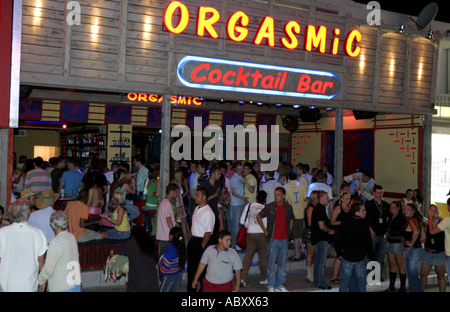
[410,2,438,30]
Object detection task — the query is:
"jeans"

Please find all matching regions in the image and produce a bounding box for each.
[160,272,182,292]
[339,258,368,292]
[144,212,155,234]
[267,239,288,288]
[446,256,450,286]
[229,204,245,248]
[313,240,329,289]
[126,200,140,221]
[403,247,423,292]
[61,284,82,292]
[372,234,387,269]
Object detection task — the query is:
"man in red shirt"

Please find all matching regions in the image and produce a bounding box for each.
[257,187,295,292]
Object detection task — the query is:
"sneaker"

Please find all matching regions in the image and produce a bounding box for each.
[259,279,268,285]
[267,287,275,292]
[240,279,246,288]
[235,246,242,251]
[288,255,300,261]
[275,286,289,292]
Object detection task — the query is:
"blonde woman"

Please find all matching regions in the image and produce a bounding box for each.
[113,170,136,196]
[420,204,446,292]
[101,191,130,240]
[112,170,140,222]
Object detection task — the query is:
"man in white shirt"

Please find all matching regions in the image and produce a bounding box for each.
[0,199,47,292]
[240,190,268,287]
[307,170,333,216]
[260,171,282,205]
[132,155,149,194]
[187,187,215,293]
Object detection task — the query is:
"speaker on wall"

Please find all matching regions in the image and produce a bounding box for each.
[352,110,377,120]
[20,85,33,99]
[299,108,321,122]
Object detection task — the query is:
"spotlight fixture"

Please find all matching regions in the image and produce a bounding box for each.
[326,107,333,110]
[238,100,245,104]
[220,98,225,103]
[199,96,205,101]
[275,103,282,108]
[399,24,405,33]
[256,101,263,106]
[309,106,316,109]
[427,30,433,39]
[293,104,300,109]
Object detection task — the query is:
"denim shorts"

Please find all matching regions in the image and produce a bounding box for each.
[423,250,445,266]
[107,229,130,240]
[386,242,403,256]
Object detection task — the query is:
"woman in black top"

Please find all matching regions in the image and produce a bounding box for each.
[385,201,407,292]
[303,191,320,283]
[420,204,447,292]
[329,192,351,283]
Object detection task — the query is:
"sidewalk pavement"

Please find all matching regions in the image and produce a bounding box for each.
[83,262,447,292]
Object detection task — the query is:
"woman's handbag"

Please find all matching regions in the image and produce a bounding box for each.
[104,254,129,282]
[236,203,252,249]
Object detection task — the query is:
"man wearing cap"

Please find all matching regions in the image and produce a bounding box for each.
[28,189,59,244]
[21,189,39,211]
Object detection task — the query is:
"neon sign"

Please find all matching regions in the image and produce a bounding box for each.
[163,1,362,57]
[177,56,341,100]
[126,93,203,106]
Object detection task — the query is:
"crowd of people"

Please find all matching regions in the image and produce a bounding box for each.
[2,153,450,293]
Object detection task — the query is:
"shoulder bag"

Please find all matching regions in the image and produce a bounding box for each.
[236,203,252,249]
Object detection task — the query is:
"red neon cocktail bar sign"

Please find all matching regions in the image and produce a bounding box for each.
[177,56,341,100]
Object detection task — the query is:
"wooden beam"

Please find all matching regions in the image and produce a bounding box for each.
[334,108,344,192]
[422,114,432,216]
[372,29,382,106]
[63,0,72,78]
[159,93,172,198]
[402,35,412,106]
[117,0,128,81]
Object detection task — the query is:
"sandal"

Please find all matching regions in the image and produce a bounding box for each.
[331,278,340,284]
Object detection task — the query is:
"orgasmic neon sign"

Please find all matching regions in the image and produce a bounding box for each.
[163,1,362,57]
[127,93,203,106]
[177,56,341,100]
